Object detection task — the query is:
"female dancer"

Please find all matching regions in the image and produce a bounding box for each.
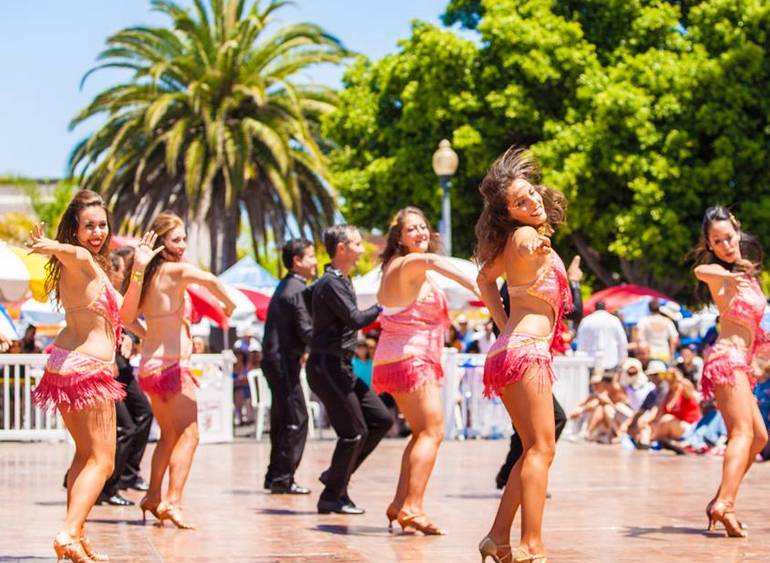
[694,206,768,537]
[373,206,478,535]
[475,149,571,563]
[121,211,235,529]
[28,189,160,562]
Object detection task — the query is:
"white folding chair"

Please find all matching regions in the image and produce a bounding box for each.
[300,368,323,439]
[247,369,271,441]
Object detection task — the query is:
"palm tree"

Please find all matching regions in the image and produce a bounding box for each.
[70,0,347,272]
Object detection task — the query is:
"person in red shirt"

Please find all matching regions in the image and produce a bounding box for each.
[649,367,701,442]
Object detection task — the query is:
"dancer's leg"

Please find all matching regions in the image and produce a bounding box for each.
[165,385,199,507]
[146,395,179,504]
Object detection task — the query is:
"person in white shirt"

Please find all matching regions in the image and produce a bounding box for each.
[576,301,628,371]
[635,299,679,364]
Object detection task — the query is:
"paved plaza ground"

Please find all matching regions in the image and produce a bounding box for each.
[3,437,770,562]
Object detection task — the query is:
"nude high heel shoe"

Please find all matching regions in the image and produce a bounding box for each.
[478,536,511,562]
[53,532,93,562]
[386,503,400,532]
[707,500,747,538]
[397,510,446,535]
[79,535,109,561]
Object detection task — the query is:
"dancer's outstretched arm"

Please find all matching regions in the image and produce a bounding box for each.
[392,253,480,297]
[27,222,97,268]
[120,231,165,325]
[178,265,237,317]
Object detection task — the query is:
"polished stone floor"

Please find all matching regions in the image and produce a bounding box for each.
[2,437,770,562]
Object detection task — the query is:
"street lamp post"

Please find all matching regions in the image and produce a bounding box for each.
[432,139,459,256]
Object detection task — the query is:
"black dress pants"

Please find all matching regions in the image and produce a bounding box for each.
[262,356,309,488]
[307,353,393,502]
[496,396,567,487]
[104,371,152,492]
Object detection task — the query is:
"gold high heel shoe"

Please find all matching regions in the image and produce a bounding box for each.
[80,535,109,561]
[386,503,400,532]
[396,510,446,535]
[706,497,746,532]
[164,503,196,529]
[478,536,511,562]
[707,500,747,538]
[140,496,167,525]
[53,532,93,562]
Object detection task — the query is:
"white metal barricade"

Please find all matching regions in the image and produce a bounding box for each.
[0,353,234,443]
[441,349,596,440]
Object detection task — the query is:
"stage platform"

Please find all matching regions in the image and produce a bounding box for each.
[2,438,769,561]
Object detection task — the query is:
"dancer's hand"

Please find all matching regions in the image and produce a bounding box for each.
[25,223,58,255]
[567,255,583,283]
[526,234,551,256]
[133,231,164,271]
[725,271,751,292]
[223,301,236,318]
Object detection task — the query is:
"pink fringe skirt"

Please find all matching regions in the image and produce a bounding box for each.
[138,357,198,401]
[483,332,554,398]
[31,345,125,412]
[701,340,757,401]
[372,357,443,395]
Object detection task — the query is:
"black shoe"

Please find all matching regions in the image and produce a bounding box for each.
[319,471,354,505]
[125,477,149,492]
[317,499,365,515]
[264,476,272,490]
[341,493,356,507]
[271,482,311,495]
[97,493,135,506]
[62,471,68,490]
[319,469,330,486]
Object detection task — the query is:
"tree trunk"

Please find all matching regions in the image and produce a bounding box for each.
[571,232,616,287]
[207,184,239,274]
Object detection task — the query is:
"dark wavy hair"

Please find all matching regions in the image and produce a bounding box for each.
[45,189,113,302]
[692,206,763,304]
[380,207,441,265]
[473,147,566,267]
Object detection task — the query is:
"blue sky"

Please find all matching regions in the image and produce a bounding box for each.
[0,0,451,178]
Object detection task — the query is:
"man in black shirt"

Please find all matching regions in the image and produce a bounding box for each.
[262,239,317,494]
[307,225,393,515]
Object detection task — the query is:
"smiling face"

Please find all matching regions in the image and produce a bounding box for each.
[334,228,364,274]
[707,219,741,264]
[293,245,318,279]
[75,206,109,254]
[400,212,431,254]
[162,225,187,262]
[507,178,547,227]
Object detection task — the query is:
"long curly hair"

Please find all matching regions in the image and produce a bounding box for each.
[45,189,113,302]
[692,206,763,304]
[380,206,442,265]
[123,211,185,306]
[473,147,566,267]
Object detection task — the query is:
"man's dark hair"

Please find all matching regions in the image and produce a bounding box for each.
[281,239,313,270]
[596,301,606,311]
[323,225,357,258]
[648,298,660,314]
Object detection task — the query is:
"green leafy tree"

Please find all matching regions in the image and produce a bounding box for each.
[325,0,770,301]
[70,0,348,273]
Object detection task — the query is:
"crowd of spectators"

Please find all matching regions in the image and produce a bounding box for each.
[569,298,770,460]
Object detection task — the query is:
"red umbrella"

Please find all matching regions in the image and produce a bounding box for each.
[584,284,675,316]
[235,286,271,321]
[110,235,228,328]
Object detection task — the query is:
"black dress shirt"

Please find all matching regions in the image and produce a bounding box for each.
[262,273,313,362]
[310,265,380,356]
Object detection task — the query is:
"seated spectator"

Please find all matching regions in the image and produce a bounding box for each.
[467,320,497,354]
[676,401,727,454]
[619,358,656,412]
[627,341,651,371]
[676,344,703,388]
[626,360,668,448]
[569,371,628,443]
[642,366,701,446]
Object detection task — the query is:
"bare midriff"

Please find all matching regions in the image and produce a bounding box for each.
[54,311,116,361]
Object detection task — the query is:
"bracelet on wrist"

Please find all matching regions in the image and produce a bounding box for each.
[131,270,145,283]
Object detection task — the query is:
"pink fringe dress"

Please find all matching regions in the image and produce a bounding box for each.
[483,252,572,398]
[32,275,126,412]
[138,293,199,401]
[701,277,770,400]
[373,276,449,394]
